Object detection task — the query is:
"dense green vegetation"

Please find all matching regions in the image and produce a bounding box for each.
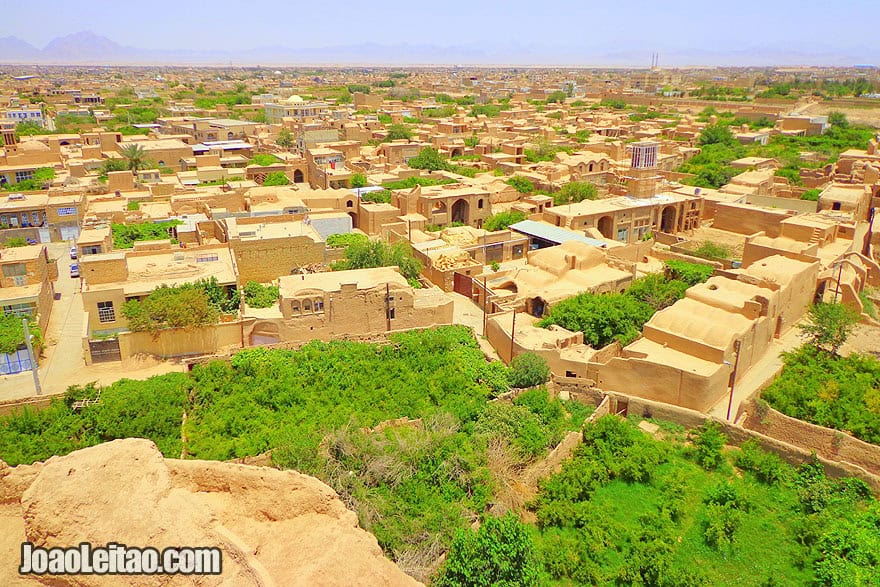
[0,326,589,578]
[0,314,41,354]
[382,176,457,190]
[507,352,551,389]
[122,277,239,332]
[3,166,54,192]
[527,415,879,586]
[325,232,370,248]
[483,209,527,232]
[506,176,536,194]
[242,281,279,308]
[762,345,880,445]
[677,117,877,189]
[331,238,422,286]
[538,261,713,347]
[261,172,290,186]
[404,147,479,178]
[111,220,182,248]
[361,189,393,203]
[552,181,598,205]
[248,153,283,166]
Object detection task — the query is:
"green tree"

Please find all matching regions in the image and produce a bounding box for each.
[505,176,535,194]
[120,143,149,173]
[553,181,598,206]
[828,111,849,128]
[546,91,568,104]
[691,422,727,470]
[276,128,293,149]
[407,147,448,171]
[435,514,539,587]
[799,302,860,354]
[262,172,290,186]
[508,352,550,388]
[123,287,220,333]
[483,210,526,232]
[332,239,422,286]
[385,123,412,142]
[538,293,654,348]
[699,123,736,147]
[243,281,279,308]
[350,173,368,188]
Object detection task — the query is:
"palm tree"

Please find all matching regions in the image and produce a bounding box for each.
[120,143,148,173]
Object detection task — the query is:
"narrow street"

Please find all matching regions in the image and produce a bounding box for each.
[0,242,183,401]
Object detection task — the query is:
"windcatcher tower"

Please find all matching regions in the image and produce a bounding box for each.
[625,141,660,198]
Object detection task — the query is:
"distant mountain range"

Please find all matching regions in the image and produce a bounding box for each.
[0,31,874,67]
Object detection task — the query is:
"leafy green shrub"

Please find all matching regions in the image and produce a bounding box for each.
[762,345,880,444]
[693,240,733,260]
[508,352,550,388]
[625,273,689,311]
[664,259,713,285]
[798,302,861,354]
[0,314,40,354]
[243,281,279,308]
[2,237,28,247]
[552,181,598,205]
[435,514,540,587]
[506,176,535,194]
[483,210,526,232]
[360,189,392,204]
[691,421,727,470]
[262,172,290,186]
[123,286,219,332]
[111,220,182,249]
[331,239,422,286]
[537,292,654,348]
[734,440,788,484]
[248,153,282,166]
[325,233,369,248]
[382,176,457,190]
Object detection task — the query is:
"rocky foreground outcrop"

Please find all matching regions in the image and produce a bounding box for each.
[0,439,421,586]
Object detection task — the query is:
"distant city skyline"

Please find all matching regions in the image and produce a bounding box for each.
[1,0,878,66]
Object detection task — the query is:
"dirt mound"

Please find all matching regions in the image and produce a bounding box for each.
[0,439,421,586]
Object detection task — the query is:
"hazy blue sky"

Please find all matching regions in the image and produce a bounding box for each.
[2,0,877,62]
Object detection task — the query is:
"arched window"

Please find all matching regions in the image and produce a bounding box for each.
[303,300,312,312]
[314,299,324,312]
[292,301,300,314]
[346,200,354,208]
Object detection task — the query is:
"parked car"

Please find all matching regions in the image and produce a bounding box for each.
[69,247,77,259]
[69,263,79,278]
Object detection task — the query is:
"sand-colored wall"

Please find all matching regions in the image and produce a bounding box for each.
[712,203,795,238]
[593,355,730,412]
[118,320,252,359]
[740,399,880,477]
[231,236,326,283]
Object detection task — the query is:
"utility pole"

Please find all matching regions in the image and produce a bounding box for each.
[833,262,844,303]
[726,339,741,421]
[22,318,41,395]
[482,275,488,334]
[509,309,516,364]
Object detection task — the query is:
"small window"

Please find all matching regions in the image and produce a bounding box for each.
[97,301,115,323]
[303,300,312,312]
[387,307,396,320]
[2,263,26,277]
[832,202,841,211]
[478,199,484,209]
[314,299,324,312]
[291,301,300,314]
[346,200,354,208]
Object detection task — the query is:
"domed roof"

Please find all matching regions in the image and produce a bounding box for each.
[19,141,50,152]
[285,95,305,104]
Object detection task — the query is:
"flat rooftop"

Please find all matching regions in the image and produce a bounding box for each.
[509,220,607,248]
[279,266,407,297]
